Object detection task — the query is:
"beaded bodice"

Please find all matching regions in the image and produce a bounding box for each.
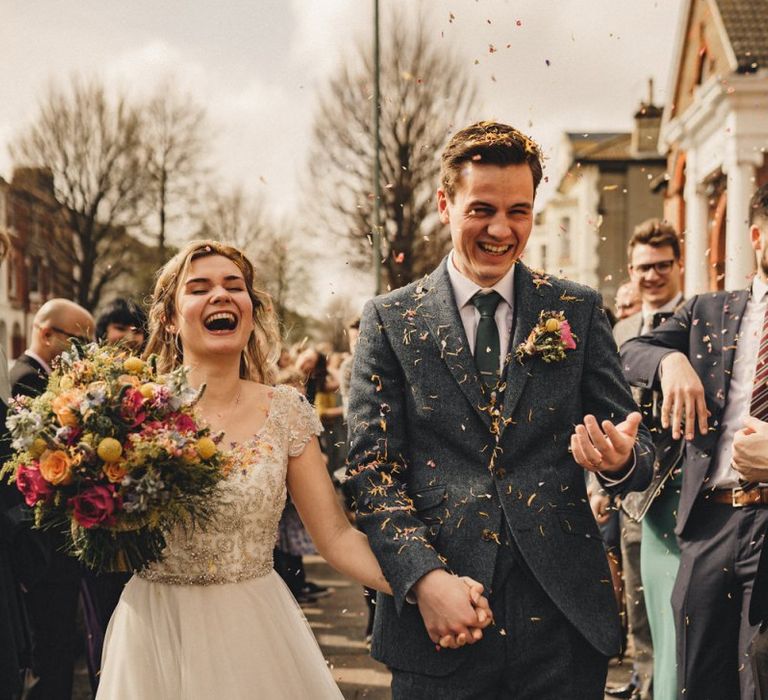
[138,385,321,585]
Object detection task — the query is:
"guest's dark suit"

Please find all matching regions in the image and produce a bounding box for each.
[751,547,768,699]
[0,396,29,700]
[347,260,653,698]
[621,290,768,700]
[7,353,82,700]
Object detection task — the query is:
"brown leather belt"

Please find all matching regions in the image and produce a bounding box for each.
[708,487,768,508]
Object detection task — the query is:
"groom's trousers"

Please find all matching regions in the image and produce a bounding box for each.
[391,533,609,699]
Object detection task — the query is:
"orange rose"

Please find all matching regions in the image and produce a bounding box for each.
[118,374,141,388]
[38,450,74,485]
[102,462,128,484]
[51,390,82,428]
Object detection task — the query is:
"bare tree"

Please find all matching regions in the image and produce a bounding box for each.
[142,85,209,254]
[11,77,147,310]
[197,185,268,254]
[197,191,310,328]
[255,226,310,322]
[315,295,358,351]
[307,10,478,289]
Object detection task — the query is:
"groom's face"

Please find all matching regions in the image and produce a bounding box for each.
[437,162,534,287]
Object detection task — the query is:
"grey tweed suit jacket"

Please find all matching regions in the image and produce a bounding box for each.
[346,258,653,676]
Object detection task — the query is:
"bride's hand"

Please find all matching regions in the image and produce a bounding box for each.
[437,577,494,649]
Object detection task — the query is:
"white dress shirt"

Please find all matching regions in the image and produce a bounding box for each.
[22,350,52,375]
[710,275,768,489]
[446,251,515,372]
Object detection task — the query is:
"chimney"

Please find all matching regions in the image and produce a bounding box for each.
[631,78,663,157]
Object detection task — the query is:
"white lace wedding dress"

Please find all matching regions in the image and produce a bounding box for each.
[97,385,344,699]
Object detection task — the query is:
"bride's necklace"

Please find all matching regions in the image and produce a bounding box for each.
[201,386,242,430]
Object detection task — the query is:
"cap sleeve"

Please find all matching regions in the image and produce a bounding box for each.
[282,386,323,457]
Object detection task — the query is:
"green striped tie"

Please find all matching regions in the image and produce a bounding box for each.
[472,291,503,386]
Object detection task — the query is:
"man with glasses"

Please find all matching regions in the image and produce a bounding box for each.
[12,298,94,397]
[603,220,683,700]
[6,298,93,700]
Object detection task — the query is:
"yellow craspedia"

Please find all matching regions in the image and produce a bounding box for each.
[139,383,156,399]
[29,438,48,459]
[123,357,145,374]
[97,437,123,463]
[196,437,217,460]
[545,318,561,333]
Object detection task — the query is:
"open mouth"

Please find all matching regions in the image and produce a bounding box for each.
[204,312,238,332]
[478,242,513,256]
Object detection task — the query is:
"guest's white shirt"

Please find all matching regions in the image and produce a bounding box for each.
[446,251,515,372]
[710,275,768,489]
[22,350,51,375]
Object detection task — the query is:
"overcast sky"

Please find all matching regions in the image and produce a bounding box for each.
[1,0,685,307]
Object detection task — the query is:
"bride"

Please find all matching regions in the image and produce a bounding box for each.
[96,240,491,699]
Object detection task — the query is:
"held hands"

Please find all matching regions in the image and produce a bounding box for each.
[570,412,642,474]
[732,416,768,482]
[659,352,709,440]
[412,569,493,650]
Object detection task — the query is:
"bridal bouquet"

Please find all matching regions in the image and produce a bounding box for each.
[1,343,224,573]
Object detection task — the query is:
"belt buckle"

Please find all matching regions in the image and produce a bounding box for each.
[732,487,746,508]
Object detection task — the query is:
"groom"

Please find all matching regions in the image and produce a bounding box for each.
[346,121,654,698]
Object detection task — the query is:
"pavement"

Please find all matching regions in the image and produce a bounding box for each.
[72,554,633,699]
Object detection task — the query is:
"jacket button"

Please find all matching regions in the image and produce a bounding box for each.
[482,529,493,541]
[494,467,507,479]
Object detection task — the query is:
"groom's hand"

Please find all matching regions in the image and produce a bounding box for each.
[412,570,492,649]
[571,412,642,474]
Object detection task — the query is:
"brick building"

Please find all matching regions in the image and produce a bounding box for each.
[0,167,75,359]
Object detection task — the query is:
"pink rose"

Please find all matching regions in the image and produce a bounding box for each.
[16,463,53,506]
[70,484,119,529]
[120,388,147,427]
[172,413,198,434]
[560,321,577,350]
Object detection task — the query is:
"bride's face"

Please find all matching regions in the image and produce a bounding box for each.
[173,254,255,361]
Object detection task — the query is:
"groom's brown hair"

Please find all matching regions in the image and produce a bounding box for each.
[440,121,544,200]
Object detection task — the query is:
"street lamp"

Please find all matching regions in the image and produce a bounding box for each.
[372,0,382,295]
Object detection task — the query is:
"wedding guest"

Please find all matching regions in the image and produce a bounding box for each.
[347,121,653,698]
[8,299,94,700]
[94,298,147,352]
[615,280,642,321]
[621,183,768,700]
[0,228,28,700]
[731,416,768,699]
[606,219,685,700]
[339,317,360,419]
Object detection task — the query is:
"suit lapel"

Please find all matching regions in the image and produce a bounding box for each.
[418,260,491,428]
[721,289,750,404]
[499,263,552,427]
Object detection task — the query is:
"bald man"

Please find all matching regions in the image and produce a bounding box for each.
[10,299,94,398]
[7,298,93,700]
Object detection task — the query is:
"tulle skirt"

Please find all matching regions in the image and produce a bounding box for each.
[96,571,343,699]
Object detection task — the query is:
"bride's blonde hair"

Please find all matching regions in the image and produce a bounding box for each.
[144,240,279,384]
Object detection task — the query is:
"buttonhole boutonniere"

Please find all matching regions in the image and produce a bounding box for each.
[515,311,577,364]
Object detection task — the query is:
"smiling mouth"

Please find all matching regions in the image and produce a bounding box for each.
[478,242,513,256]
[204,312,238,332]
